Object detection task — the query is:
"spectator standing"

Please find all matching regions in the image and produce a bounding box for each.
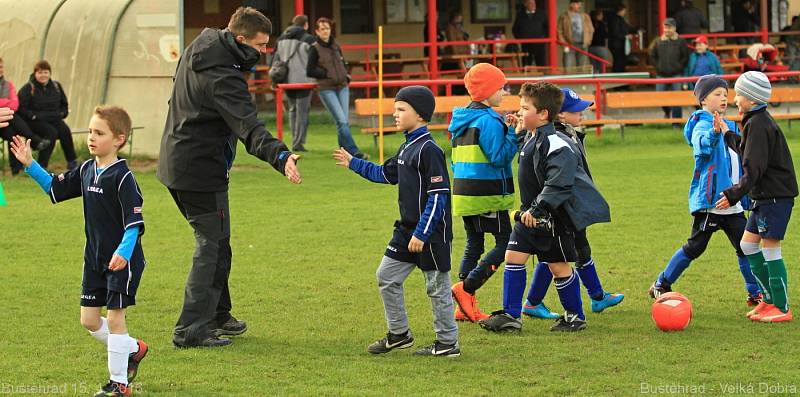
[732,0,759,46]
[649,18,690,123]
[673,0,708,35]
[512,0,548,68]
[781,16,800,78]
[307,17,368,159]
[274,15,315,152]
[607,5,634,73]
[588,10,611,73]
[445,12,470,56]
[558,0,594,69]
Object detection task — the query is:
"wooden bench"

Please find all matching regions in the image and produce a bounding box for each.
[586,87,800,138]
[354,94,595,147]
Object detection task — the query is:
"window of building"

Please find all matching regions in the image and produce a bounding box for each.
[340,0,374,34]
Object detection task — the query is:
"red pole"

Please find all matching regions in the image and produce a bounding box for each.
[594,80,602,137]
[760,0,768,43]
[659,0,667,35]
[295,0,303,16]
[276,87,284,140]
[547,0,558,73]
[428,1,439,80]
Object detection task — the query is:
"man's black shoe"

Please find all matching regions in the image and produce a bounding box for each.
[173,336,233,348]
[214,317,247,336]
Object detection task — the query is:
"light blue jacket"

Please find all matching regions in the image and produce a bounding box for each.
[684,109,750,214]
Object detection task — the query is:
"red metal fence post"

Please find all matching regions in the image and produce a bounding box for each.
[276,86,284,140]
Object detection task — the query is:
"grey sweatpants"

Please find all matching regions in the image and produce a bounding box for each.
[286,90,311,150]
[376,256,459,345]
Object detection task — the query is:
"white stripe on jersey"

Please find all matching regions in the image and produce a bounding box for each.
[546,135,574,156]
[423,194,439,234]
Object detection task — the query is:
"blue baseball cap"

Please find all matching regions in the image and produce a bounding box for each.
[560,88,593,113]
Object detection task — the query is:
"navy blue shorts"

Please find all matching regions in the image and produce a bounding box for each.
[506,219,577,263]
[745,199,794,240]
[81,261,144,309]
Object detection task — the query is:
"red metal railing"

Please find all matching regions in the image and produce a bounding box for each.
[271,71,800,140]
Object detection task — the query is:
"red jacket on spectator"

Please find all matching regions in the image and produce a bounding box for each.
[0,79,18,111]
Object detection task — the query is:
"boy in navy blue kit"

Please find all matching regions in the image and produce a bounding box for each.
[648,75,763,307]
[11,106,148,397]
[523,88,624,319]
[717,71,798,322]
[334,86,459,356]
[479,82,610,333]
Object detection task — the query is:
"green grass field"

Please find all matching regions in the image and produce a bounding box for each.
[1,118,799,396]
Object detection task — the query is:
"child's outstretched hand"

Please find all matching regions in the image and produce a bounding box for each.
[108,254,128,271]
[9,135,34,167]
[712,111,729,134]
[333,147,353,168]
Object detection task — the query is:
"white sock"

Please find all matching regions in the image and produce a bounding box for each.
[128,337,139,354]
[89,317,109,345]
[108,333,130,385]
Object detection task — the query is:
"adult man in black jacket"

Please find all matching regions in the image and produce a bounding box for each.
[649,18,689,121]
[159,7,302,348]
[512,0,548,68]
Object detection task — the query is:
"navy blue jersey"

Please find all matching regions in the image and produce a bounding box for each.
[384,132,452,244]
[49,159,145,272]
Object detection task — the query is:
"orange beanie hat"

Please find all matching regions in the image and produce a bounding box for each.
[464,63,507,102]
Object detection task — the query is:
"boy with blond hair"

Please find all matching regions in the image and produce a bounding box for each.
[11,105,148,397]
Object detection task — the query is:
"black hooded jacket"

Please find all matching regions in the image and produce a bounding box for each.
[158,28,290,192]
[17,75,69,122]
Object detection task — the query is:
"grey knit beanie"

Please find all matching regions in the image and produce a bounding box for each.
[734,71,771,104]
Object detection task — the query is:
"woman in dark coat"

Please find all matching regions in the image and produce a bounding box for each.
[17,60,77,169]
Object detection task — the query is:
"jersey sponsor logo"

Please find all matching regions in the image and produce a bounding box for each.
[87,186,104,194]
[397,159,405,165]
[81,294,96,300]
[386,245,398,252]
[133,207,142,214]
[430,176,443,183]
[508,240,519,245]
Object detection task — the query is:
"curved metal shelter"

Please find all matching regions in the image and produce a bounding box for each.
[0,0,180,156]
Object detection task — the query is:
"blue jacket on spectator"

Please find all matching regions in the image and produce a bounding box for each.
[685,51,723,78]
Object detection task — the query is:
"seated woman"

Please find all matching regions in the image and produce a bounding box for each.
[0,57,51,174]
[17,60,77,169]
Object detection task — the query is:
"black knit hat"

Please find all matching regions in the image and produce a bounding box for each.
[693,74,728,105]
[395,85,435,122]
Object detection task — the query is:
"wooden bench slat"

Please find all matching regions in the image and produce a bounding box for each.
[605,87,798,109]
[355,94,595,117]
